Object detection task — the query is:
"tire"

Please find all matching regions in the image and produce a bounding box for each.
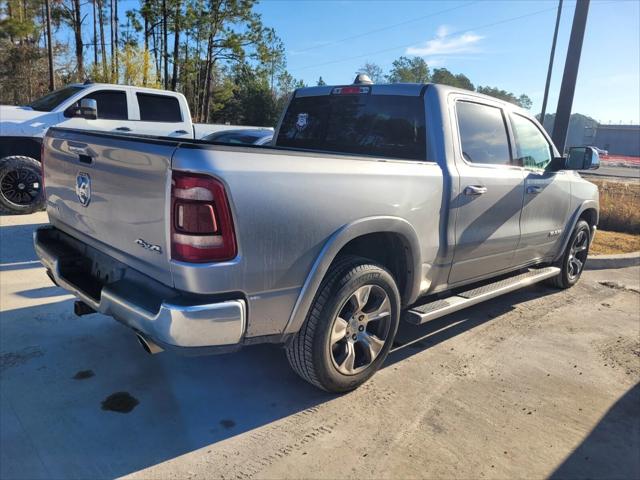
[0,156,45,215]
[547,219,591,289]
[286,255,401,393]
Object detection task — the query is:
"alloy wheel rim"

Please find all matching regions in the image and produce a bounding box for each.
[0,168,41,206]
[567,229,589,280]
[329,284,392,376]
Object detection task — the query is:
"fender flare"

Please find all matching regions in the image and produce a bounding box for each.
[282,216,422,336]
[553,200,599,262]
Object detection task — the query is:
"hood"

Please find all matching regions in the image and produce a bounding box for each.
[0,105,59,137]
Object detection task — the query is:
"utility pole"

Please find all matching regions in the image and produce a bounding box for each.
[44,0,55,90]
[552,0,590,153]
[110,0,115,79]
[114,0,119,82]
[540,0,563,130]
[93,0,98,67]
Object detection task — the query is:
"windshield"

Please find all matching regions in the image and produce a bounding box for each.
[28,86,84,112]
[276,94,426,161]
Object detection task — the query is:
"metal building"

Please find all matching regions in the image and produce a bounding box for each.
[593,125,640,157]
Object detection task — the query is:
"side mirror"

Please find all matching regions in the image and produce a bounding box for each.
[79,98,98,120]
[557,146,600,171]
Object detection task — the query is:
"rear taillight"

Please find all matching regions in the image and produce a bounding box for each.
[171,171,237,263]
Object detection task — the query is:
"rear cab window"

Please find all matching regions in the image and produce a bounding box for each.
[276,89,426,161]
[136,93,182,122]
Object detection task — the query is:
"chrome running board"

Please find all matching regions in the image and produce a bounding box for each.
[404,267,561,325]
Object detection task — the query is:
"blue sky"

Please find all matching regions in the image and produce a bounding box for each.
[78,0,640,123]
[254,0,639,123]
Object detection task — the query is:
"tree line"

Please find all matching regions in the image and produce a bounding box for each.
[356,56,532,109]
[0,0,532,128]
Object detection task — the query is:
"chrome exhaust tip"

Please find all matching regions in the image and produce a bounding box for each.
[136,334,164,355]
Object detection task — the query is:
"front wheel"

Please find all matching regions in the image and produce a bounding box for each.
[286,256,401,393]
[0,156,45,215]
[547,219,591,289]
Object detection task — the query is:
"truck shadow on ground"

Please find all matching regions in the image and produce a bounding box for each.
[0,223,47,264]
[388,282,558,364]
[550,382,640,479]
[1,280,566,479]
[1,294,331,479]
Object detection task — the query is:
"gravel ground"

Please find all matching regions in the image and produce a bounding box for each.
[1,212,639,480]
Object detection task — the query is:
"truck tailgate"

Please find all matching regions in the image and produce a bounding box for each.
[42,128,177,286]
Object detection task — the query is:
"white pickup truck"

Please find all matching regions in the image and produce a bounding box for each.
[0,82,268,214]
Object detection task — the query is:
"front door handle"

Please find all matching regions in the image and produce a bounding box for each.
[115,126,131,132]
[464,185,488,196]
[527,185,543,194]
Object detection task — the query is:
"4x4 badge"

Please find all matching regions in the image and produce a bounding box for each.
[75,172,91,207]
[135,238,162,254]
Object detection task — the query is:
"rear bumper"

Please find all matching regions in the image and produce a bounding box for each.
[34,226,246,351]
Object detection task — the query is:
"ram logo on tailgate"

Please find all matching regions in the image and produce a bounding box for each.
[75,172,91,207]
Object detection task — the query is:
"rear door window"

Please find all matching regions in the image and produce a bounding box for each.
[456,101,512,166]
[137,93,182,122]
[276,94,426,161]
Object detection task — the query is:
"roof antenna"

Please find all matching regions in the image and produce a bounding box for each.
[353,74,373,85]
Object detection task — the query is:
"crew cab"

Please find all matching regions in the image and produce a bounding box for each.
[34,81,600,392]
[0,82,264,214]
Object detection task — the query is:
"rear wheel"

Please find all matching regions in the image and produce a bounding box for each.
[547,219,591,289]
[286,256,400,393]
[0,156,45,215]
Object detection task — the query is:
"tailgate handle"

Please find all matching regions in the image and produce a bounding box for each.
[68,144,94,164]
[68,144,89,156]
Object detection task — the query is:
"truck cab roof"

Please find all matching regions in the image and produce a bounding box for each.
[66,82,186,97]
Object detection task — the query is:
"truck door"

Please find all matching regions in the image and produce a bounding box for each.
[58,89,135,134]
[509,113,571,264]
[448,99,525,285]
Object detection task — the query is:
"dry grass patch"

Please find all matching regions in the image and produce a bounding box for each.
[591,230,640,255]
[589,179,640,234]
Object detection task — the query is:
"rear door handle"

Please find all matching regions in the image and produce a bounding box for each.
[527,185,543,194]
[115,126,131,132]
[172,129,188,135]
[464,185,488,196]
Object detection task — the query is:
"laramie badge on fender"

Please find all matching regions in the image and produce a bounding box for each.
[135,238,162,254]
[75,172,91,207]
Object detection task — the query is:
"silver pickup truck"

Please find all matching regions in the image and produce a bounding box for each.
[35,82,599,392]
